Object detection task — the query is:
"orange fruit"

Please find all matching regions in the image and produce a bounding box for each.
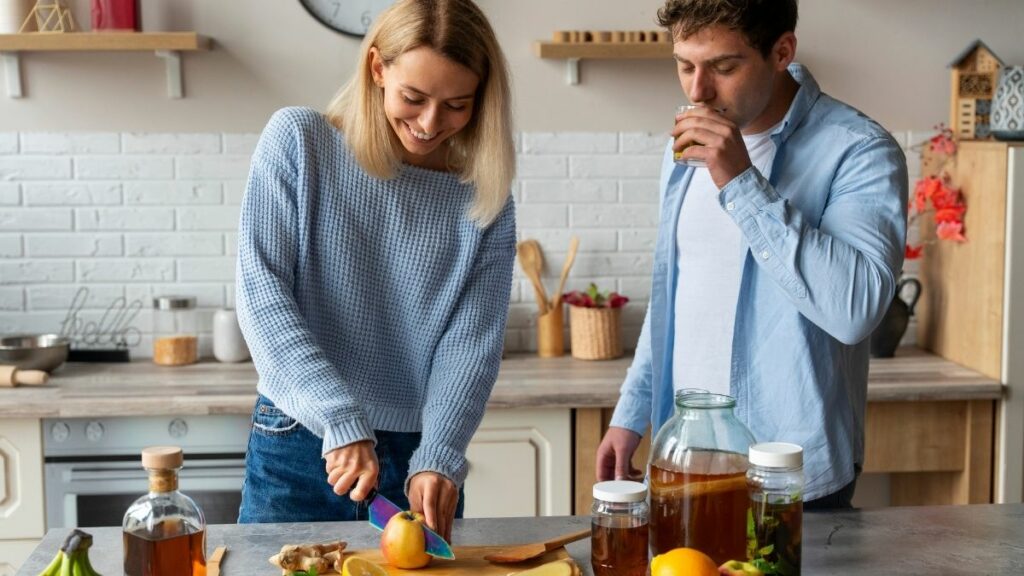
[650,547,719,576]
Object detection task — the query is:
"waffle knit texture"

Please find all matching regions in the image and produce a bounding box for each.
[236,107,516,487]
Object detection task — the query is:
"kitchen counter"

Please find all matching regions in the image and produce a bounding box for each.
[0,347,1002,418]
[15,504,1024,575]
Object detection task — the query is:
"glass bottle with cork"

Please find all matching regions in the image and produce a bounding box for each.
[747,442,804,575]
[647,389,756,565]
[123,446,207,576]
[591,480,649,576]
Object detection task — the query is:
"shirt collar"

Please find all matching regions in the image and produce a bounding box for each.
[771,62,822,143]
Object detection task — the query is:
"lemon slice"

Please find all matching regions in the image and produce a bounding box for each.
[342,556,389,576]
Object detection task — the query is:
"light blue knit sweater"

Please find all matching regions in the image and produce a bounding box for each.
[236,107,515,486]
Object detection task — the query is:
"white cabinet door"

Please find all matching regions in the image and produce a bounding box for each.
[0,418,45,541]
[463,408,571,518]
[0,539,40,575]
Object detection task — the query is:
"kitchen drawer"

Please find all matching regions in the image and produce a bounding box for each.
[0,539,41,575]
[0,419,45,540]
[463,408,572,518]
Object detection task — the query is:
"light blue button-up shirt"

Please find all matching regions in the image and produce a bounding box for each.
[610,64,908,500]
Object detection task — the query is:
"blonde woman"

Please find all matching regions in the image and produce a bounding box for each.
[236,0,515,540]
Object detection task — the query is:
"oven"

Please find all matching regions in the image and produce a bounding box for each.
[43,415,251,529]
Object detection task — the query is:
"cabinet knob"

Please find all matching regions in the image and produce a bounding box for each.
[169,418,189,438]
[85,421,105,442]
[51,421,70,443]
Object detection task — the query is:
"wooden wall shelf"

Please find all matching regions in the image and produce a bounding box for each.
[532,41,672,85]
[0,32,211,98]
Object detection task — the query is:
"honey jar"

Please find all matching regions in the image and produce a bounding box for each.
[591,480,648,576]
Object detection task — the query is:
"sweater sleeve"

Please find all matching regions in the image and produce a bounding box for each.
[235,109,376,456]
[406,198,516,488]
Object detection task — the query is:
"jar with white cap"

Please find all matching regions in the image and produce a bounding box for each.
[747,442,803,575]
[590,480,648,576]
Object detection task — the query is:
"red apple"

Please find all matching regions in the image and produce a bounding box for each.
[380,511,431,569]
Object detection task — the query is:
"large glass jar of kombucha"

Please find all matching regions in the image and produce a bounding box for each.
[648,389,756,566]
[123,446,207,576]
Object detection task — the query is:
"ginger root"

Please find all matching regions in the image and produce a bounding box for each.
[268,541,347,575]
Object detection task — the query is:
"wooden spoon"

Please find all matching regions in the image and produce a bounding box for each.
[551,235,580,309]
[517,239,549,315]
[483,528,591,564]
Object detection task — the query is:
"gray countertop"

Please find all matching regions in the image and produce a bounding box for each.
[0,348,1003,418]
[16,504,1024,575]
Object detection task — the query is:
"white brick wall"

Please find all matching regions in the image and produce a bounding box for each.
[0,130,924,356]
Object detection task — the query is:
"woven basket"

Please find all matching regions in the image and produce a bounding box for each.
[568,306,623,360]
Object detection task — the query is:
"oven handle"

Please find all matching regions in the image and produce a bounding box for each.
[57,460,246,482]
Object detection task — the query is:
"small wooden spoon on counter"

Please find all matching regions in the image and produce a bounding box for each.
[483,528,591,564]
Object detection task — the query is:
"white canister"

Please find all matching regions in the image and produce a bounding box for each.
[212,308,251,363]
[0,0,32,34]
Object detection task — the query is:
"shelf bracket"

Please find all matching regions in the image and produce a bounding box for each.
[1,52,22,99]
[154,50,183,99]
[566,58,580,85]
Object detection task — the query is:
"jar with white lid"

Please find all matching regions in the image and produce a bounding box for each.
[152,296,198,366]
[591,480,648,576]
[747,442,804,575]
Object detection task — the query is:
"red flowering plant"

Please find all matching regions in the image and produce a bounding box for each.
[562,283,629,308]
[906,125,967,260]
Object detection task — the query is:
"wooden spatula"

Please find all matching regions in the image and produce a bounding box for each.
[517,239,550,315]
[483,528,591,563]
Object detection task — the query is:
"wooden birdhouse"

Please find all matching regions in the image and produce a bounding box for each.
[949,39,1004,140]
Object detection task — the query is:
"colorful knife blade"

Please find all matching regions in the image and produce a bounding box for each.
[365,489,455,559]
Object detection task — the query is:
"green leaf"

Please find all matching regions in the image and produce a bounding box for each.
[758,544,774,556]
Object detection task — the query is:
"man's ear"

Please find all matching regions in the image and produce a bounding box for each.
[369,46,385,87]
[772,32,797,71]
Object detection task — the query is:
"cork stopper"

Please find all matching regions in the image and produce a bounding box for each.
[141,446,183,470]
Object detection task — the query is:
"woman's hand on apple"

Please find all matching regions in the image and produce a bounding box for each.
[325,440,379,501]
[408,471,458,542]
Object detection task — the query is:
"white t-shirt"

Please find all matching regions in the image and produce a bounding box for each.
[672,122,782,394]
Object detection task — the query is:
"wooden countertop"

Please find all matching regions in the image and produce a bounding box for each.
[0,347,1003,418]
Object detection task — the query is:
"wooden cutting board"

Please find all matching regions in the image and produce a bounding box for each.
[320,545,575,575]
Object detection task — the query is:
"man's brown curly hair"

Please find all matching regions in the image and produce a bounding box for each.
[657,0,798,57]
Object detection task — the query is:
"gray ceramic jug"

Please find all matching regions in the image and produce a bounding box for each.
[992,66,1024,141]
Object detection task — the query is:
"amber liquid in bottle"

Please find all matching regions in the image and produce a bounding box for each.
[591,522,648,576]
[124,520,206,576]
[649,450,750,565]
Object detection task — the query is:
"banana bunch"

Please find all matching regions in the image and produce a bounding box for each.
[37,529,103,576]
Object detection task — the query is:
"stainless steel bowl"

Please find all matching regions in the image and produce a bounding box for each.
[0,334,70,372]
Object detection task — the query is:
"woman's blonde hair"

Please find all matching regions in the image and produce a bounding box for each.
[326,0,514,227]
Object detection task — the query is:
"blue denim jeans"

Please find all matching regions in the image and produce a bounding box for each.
[238,395,464,523]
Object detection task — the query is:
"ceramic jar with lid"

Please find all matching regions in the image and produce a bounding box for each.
[212,308,250,363]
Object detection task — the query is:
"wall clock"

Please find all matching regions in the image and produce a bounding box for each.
[299,0,394,37]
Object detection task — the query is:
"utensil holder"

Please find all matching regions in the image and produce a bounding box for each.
[537,304,565,357]
[569,306,623,360]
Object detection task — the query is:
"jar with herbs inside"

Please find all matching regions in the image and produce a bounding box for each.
[746,442,803,575]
